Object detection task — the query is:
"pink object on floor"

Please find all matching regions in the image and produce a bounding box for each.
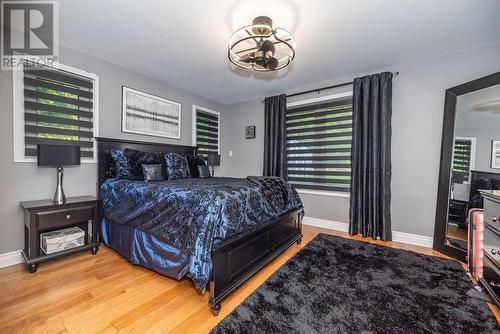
[468,208,484,280]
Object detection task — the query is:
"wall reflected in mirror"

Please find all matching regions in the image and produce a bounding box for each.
[446,83,500,250]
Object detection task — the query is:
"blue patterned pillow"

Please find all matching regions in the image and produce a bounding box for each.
[126,149,160,180]
[492,178,500,190]
[197,164,211,178]
[142,164,164,182]
[185,154,207,178]
[164,153,191,180]
[111,148,160,180]
[111,149,129,179]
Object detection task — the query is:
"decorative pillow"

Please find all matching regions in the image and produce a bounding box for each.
[126,149,160,180]
[111,148,160,180]
[164,153,191,180]
[185,154,207,178]
[474,178,492,194]
[491,178,500,190]
[142,164,164,182]
[470,193,484,209]
[197,164,211,178]
[111,149,129,179]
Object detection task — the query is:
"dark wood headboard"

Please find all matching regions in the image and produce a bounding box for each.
[96,137,197,191]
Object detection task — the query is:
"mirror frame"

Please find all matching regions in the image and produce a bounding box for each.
[433,72,500,261]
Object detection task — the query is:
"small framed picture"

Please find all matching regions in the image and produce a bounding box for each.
[245,125,256,139]
[492,140,500,169]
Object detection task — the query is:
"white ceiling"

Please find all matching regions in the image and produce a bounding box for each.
[58,0,500,105]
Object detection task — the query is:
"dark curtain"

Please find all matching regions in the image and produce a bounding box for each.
[349,72,393,241]
[263,94,287,178]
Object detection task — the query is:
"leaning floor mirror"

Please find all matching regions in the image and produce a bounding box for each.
[434,72,500,261]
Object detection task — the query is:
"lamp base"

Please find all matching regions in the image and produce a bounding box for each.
[53,165,66,204]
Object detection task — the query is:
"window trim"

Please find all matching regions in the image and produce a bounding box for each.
[453,136,476,184]
[286,91,353,193]
[296,188,350,198]
[286,91,353,109]
[13,61,99,163]
[192,105,220,154]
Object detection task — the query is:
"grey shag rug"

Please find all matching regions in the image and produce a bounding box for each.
[211,233,499,334]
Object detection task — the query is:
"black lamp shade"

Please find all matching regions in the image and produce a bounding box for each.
[207,152,221,167]
[37,144,81,166]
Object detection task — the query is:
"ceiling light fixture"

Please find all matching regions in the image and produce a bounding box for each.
[228,16,296,72]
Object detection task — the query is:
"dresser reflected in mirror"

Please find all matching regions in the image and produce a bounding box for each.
[434,72,500,261]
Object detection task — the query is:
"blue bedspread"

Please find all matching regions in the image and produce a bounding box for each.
[100,176,303,290]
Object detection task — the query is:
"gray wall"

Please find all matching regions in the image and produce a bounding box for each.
[455,128,500,173]
[0,46,225,254]
[456,84,500,173]
[219,44,500,237]
[219,98,265,178]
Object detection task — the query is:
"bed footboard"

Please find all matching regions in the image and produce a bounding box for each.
[209,209,302,316]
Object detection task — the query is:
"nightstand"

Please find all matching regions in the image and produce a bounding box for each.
[20,196,100,273]
[448,199,469,228]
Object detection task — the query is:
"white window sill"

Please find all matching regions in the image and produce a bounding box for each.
[296,188,350,198]
[14,158,97,164]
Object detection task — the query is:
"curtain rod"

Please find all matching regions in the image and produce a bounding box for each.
[284,71,400,99]
[286,81,352,98]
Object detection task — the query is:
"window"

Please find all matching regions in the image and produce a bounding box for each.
[286,93,353,192]
[192,106,220,156]
[452,137,476,183]
[13,62,99,162]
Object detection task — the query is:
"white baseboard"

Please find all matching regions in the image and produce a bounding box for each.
[392,231,434,248]
[302,216,433,248]
[0,250,23,268]
[303,216,349,232]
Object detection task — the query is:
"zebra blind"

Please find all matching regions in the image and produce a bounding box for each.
[196,108,219,155]
[23,67,95,159]
[286,96,353,192]
[452,138,473,182]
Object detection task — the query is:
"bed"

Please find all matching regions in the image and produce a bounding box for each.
[469,170,500,209]
[96,137,304,315]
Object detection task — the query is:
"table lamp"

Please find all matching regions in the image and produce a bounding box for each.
[206,152,221,177]
[37,144,81,204]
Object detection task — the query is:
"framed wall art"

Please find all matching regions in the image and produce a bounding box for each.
[491,140,500,169]
[245,125,256,139]
[122,87,181,139]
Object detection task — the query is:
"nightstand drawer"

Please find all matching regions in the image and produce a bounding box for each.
[36,206,94,230]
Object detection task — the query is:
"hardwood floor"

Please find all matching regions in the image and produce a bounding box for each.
[447,224,468,241]
[0,225,497,333]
